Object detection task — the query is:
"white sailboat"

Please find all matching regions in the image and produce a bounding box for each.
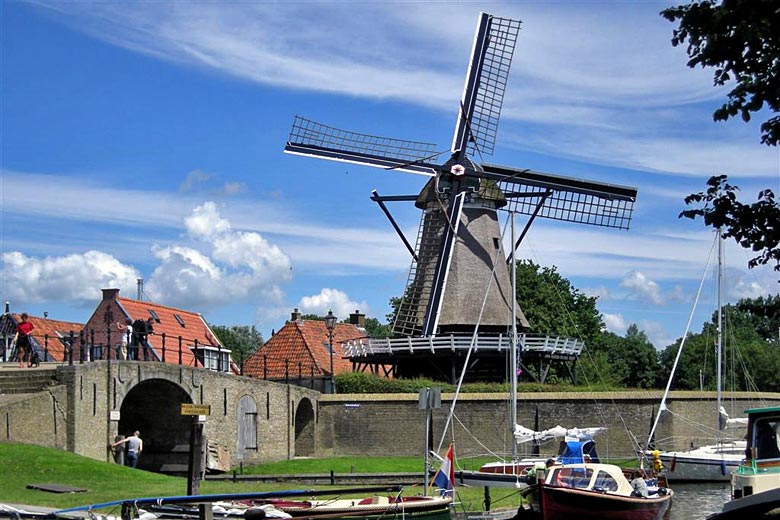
[647,230,747,482]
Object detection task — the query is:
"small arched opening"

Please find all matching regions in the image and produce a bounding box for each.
[294,398,316,457]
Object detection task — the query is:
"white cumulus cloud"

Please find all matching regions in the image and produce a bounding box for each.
[147,202,292,308]
[298,288,368,320]
[603,313,627,335]
[1,250,140,303]
[620,271,665,305]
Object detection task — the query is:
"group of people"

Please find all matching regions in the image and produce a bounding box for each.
[116,317,155,360]
[8,313,155,366]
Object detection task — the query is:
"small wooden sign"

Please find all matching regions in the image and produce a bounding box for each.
[181,403,211,416]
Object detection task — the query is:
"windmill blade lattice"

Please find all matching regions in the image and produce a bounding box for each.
[285,116,440,176]
[452,14,521,158]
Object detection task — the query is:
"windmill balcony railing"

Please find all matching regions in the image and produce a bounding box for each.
[342,333,584,358]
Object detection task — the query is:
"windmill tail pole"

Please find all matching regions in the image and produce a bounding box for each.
[371,190,418,261]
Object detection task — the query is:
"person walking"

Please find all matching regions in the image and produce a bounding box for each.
[111,430,143,468]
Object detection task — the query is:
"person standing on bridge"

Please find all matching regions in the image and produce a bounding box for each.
[112,430,143,468]
[14,313,34,368]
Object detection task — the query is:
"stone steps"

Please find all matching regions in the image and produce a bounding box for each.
[0,368,58,394]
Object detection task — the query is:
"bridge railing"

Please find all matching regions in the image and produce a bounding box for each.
[1,329,233,373]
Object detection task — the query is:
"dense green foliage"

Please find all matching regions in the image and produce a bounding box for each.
[210,324,263,370]
[514,261,603,344]
[664,2,780,273]
[586,326,661,389]
[680,175,780,275]
[363,316,393,338]
[662,0,780,146]
[335,371,607,394]
[658,296,780,391]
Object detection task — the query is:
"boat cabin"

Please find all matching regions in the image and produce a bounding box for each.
[544,463,633,495]
[732,406,780,500]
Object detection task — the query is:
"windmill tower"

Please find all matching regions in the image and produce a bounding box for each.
[285,13,637,343]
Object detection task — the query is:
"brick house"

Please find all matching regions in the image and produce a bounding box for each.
[243,308,367,387]
[0,307,83,363]
[83,288,237,373]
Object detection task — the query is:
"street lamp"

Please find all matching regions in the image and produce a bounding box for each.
[324,309,337,394]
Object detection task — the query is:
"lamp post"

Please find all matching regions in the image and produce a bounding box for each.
[324,309,337,394]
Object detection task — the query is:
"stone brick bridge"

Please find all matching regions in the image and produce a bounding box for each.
[2,362,780,472]
[0,361,319,473]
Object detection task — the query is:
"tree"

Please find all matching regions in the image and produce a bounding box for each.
[586,326,661,388]
[210,325,263,370]
[362,317,393,339]
[514,260,604,344]
[662,0,780,146]
[680,175,780,274]
[665,2,780,272]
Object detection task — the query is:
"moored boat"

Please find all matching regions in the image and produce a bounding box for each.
[647,231,749,482]
[529,462,672,520]
[254,495,453,520]
[707,406,780,519]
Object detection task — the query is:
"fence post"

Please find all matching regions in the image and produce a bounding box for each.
[178,336,183,365]
[106,327,112,361]
[161,332,166,362]
[284,359,289,384]
[263,355,267,380]
[194,339,199,368]
[69,331,75,365]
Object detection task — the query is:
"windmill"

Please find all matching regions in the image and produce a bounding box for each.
[284,13,637,340]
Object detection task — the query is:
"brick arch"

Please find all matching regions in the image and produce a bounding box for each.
[116,378,193,473]
[294,397,316,456]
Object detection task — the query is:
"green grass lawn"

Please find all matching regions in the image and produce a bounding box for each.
[236,455,494,474]
[0,443,520,514]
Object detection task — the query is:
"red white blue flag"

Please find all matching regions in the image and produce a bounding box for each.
[430,443,455,497]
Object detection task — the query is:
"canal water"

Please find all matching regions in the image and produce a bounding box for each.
[665,482,730,520]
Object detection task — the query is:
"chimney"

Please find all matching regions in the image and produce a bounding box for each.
[102,288,120,301]
[290,308,301,322]
[43,312,48,319]
[3,302,9,314]
[349,309,365,328]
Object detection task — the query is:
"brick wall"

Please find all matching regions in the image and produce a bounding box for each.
[316,392,780,460]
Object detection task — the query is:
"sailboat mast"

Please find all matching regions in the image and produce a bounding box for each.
[510,212,518,459]
[716,228,723,442]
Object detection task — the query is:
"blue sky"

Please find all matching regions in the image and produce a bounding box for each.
[1,1,778,348]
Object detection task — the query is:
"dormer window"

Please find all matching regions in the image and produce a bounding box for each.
[174,314,186,327]
[148,309,161,323]
[191,345,231,372]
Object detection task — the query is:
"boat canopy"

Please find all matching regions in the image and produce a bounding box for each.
[559,440,601,464]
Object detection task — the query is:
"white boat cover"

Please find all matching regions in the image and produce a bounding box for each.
[513,425,606,444]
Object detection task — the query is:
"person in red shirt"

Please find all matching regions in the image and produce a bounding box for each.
[15,313,34,368]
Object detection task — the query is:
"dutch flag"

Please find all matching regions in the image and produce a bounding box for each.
[430,443,455,497]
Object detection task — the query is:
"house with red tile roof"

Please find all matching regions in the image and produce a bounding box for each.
[82,288,237,373]
[0,307,83,363]
[243,308,368,390]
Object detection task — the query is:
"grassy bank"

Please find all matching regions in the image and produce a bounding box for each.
[0,443,521,513]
